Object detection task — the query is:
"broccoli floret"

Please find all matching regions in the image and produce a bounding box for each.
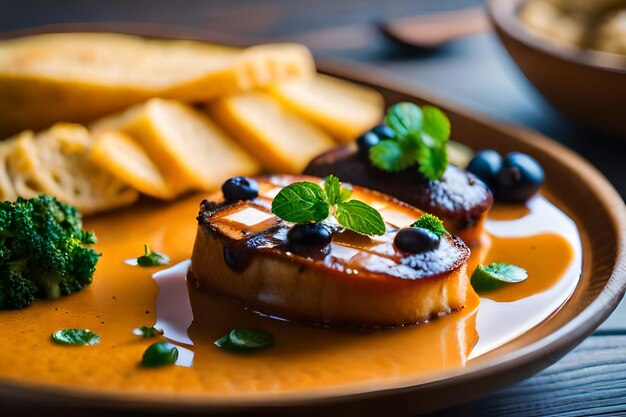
[0,195,100,309]
[0,266,37,309]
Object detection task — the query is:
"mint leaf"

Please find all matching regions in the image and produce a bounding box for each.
[369,140,416,172]
[411,213,446,237]
[385,102,423,138]
[141,342,179,367]
[51,329,100,345]
[471,262,528,292]
[133,326,164,338]
[215,328,274,351]
[324,174,352,206]
[336,200,386,236]
[324,174,342,206]
[372,103,450,181]
[416,138,448,181]
[137,245,170,267]
[422,106,451,143]
[271,182,329,223]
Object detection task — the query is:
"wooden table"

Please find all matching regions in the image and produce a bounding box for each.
[1,0,625,415]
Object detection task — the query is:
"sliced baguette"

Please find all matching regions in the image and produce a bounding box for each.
[90,130,173,200]
[209,91,336,174]
[0,33,315,138]
[94,98,260,195]
[162,43,315,102]
[268,74,384,143]
[7,123,138,214]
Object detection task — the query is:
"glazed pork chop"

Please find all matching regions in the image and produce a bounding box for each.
[189,175,471,328]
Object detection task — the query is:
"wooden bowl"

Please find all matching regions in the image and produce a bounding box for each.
[487,0,626,140]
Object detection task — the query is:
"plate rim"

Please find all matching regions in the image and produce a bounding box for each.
[0,23,625,413]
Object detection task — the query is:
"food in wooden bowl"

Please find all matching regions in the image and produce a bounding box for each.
[487,0,626,139]
[519,0,626,55]
[190,175,470,328]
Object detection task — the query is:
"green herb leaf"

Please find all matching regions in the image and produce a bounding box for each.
[324,174,341,206]
[133,326,164,338]
[421,106,451,143]
[411,213,446,237]
[141,342,179,367]
[369,140,416,172]
[370,103,450,181]
[324,174,352,206]
[271,182,329,223]
[136,245,170,267]
[51,329,101,345]
[416,137,448,181]
[471,262,528,292]
[271,176,385,237]
[336,200,386,236]
[215,328,275,351]
[385,102,423,137]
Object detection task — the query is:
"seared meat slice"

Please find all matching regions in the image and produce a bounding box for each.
[189,175,471,329]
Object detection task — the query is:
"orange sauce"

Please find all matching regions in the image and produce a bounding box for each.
[480,233,574,302]
[0,194,578,398]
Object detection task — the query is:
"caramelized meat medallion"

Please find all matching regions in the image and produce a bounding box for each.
[190,175,471,328]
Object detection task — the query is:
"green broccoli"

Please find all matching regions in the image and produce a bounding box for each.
[0,194,100,310]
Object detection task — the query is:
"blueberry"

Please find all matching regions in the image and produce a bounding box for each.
[222,177,259,203]
[495,152,544,203]
[466,150,503,188]
[356,131,381,157]
[394,227,440,254]
[371,124,395,140]
[287,223,332,247]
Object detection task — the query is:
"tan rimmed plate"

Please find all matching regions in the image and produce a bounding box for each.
[0,24,625,416]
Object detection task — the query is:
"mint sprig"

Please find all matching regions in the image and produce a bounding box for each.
[369,103,450,180]
[271,175,385,236]
[411,213,446,237]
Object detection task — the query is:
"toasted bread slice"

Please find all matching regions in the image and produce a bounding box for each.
[268,74,384,143]
[209,91,336,174]
[7,123,138,214]
[94,98,260,195]
[305,147,493,247]
[164,43,315,101]
[0,33,315,137]
[90,130,173,200]
[190,175,471,328]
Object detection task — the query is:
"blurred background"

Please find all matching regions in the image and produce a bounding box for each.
[1,0,625,415]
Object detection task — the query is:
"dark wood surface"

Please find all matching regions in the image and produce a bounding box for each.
[1,0,625,415]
